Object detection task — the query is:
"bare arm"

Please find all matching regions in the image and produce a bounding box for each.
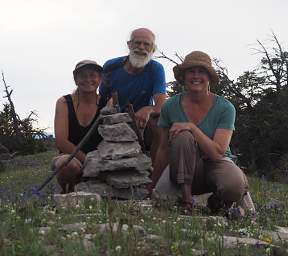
[54,97,86,162]
[148,127,169,192]
[169,122,232,161]
[152,93,166,113]
[135,93,166,128]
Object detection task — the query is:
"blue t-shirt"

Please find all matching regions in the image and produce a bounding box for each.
[99,56,166,112]
[158,93,236,157]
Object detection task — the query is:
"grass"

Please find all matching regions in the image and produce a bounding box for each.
[1,150,288,255]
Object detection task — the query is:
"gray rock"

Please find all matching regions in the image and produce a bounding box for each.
[145,234,163,242]
[98,123,137,142]
[106,171,151,188]
[276,226,288,234]
[75,181,113,196]
[83,153,151,177]
[96,223,146,236]
[263,230,288,242]
[193,216,228,226]
[223,235,270,248]
[101,113,132,125]
[97,141,141,160]
[96,223,129,235]
[264,199,284,210]
[75,180,149,200]
[83,150,101,177]
[53,192,101,208]
[113,187,149,200]
[61,222,86,232]
[100,106,119,115]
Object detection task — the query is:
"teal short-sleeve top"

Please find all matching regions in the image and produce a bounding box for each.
[158,93,236,158]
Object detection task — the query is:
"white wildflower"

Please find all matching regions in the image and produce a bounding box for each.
[115,245,122,252]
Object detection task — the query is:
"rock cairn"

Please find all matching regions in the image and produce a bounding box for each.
[75,106,152,200]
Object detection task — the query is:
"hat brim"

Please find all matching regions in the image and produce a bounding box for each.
[173,61,219,85]
[73,63,103,76]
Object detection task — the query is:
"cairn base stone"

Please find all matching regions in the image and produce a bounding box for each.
[106,170,151,188]
[75,180,149,200]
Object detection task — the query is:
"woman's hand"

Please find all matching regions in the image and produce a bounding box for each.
[169,122,193,140]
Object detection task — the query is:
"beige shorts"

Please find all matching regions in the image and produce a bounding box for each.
[51,154,82,171]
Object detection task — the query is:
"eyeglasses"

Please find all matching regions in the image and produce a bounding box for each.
[129,40,154,50]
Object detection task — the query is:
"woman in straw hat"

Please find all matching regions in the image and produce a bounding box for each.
[52,60,103,193]
[149,51,248,213]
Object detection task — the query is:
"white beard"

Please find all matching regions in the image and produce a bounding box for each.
[129,50,153,68]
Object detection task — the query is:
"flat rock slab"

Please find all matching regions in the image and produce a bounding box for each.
[98,123,137,142]
[97,141,141,160]
[53,192,101,208]
[96,223,146,236]
[223,235,270,248]
[75,181,113,196]
[275,226,288,234]
[61,222,86,232]
[106,171,151,188]
[75,180,149,200]
[100,113,132,125]
[83,153,152,177]
[263,230,288,242]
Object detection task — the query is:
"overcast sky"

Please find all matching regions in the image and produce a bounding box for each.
[1,0,287,133]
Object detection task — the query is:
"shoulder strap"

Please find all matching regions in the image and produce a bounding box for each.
[63,94,78,123]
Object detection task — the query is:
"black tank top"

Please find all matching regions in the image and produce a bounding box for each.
[64,94,102,154]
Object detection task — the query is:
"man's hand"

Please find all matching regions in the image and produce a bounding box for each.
[169,122,193,140]
[135,106,154,128]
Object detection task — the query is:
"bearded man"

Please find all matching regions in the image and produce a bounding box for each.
[99,28,166,163]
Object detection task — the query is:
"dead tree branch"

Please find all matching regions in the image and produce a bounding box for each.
[1,72,20,135]
[155,51,180,65]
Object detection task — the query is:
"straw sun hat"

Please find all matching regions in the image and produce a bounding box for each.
[173,51,219,85]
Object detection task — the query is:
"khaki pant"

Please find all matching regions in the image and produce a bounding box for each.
[169,131,248,203]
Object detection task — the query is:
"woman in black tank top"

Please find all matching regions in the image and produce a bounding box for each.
[52,60,103,193]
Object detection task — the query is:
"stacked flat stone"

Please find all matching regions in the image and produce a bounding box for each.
[75,106,152,200]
